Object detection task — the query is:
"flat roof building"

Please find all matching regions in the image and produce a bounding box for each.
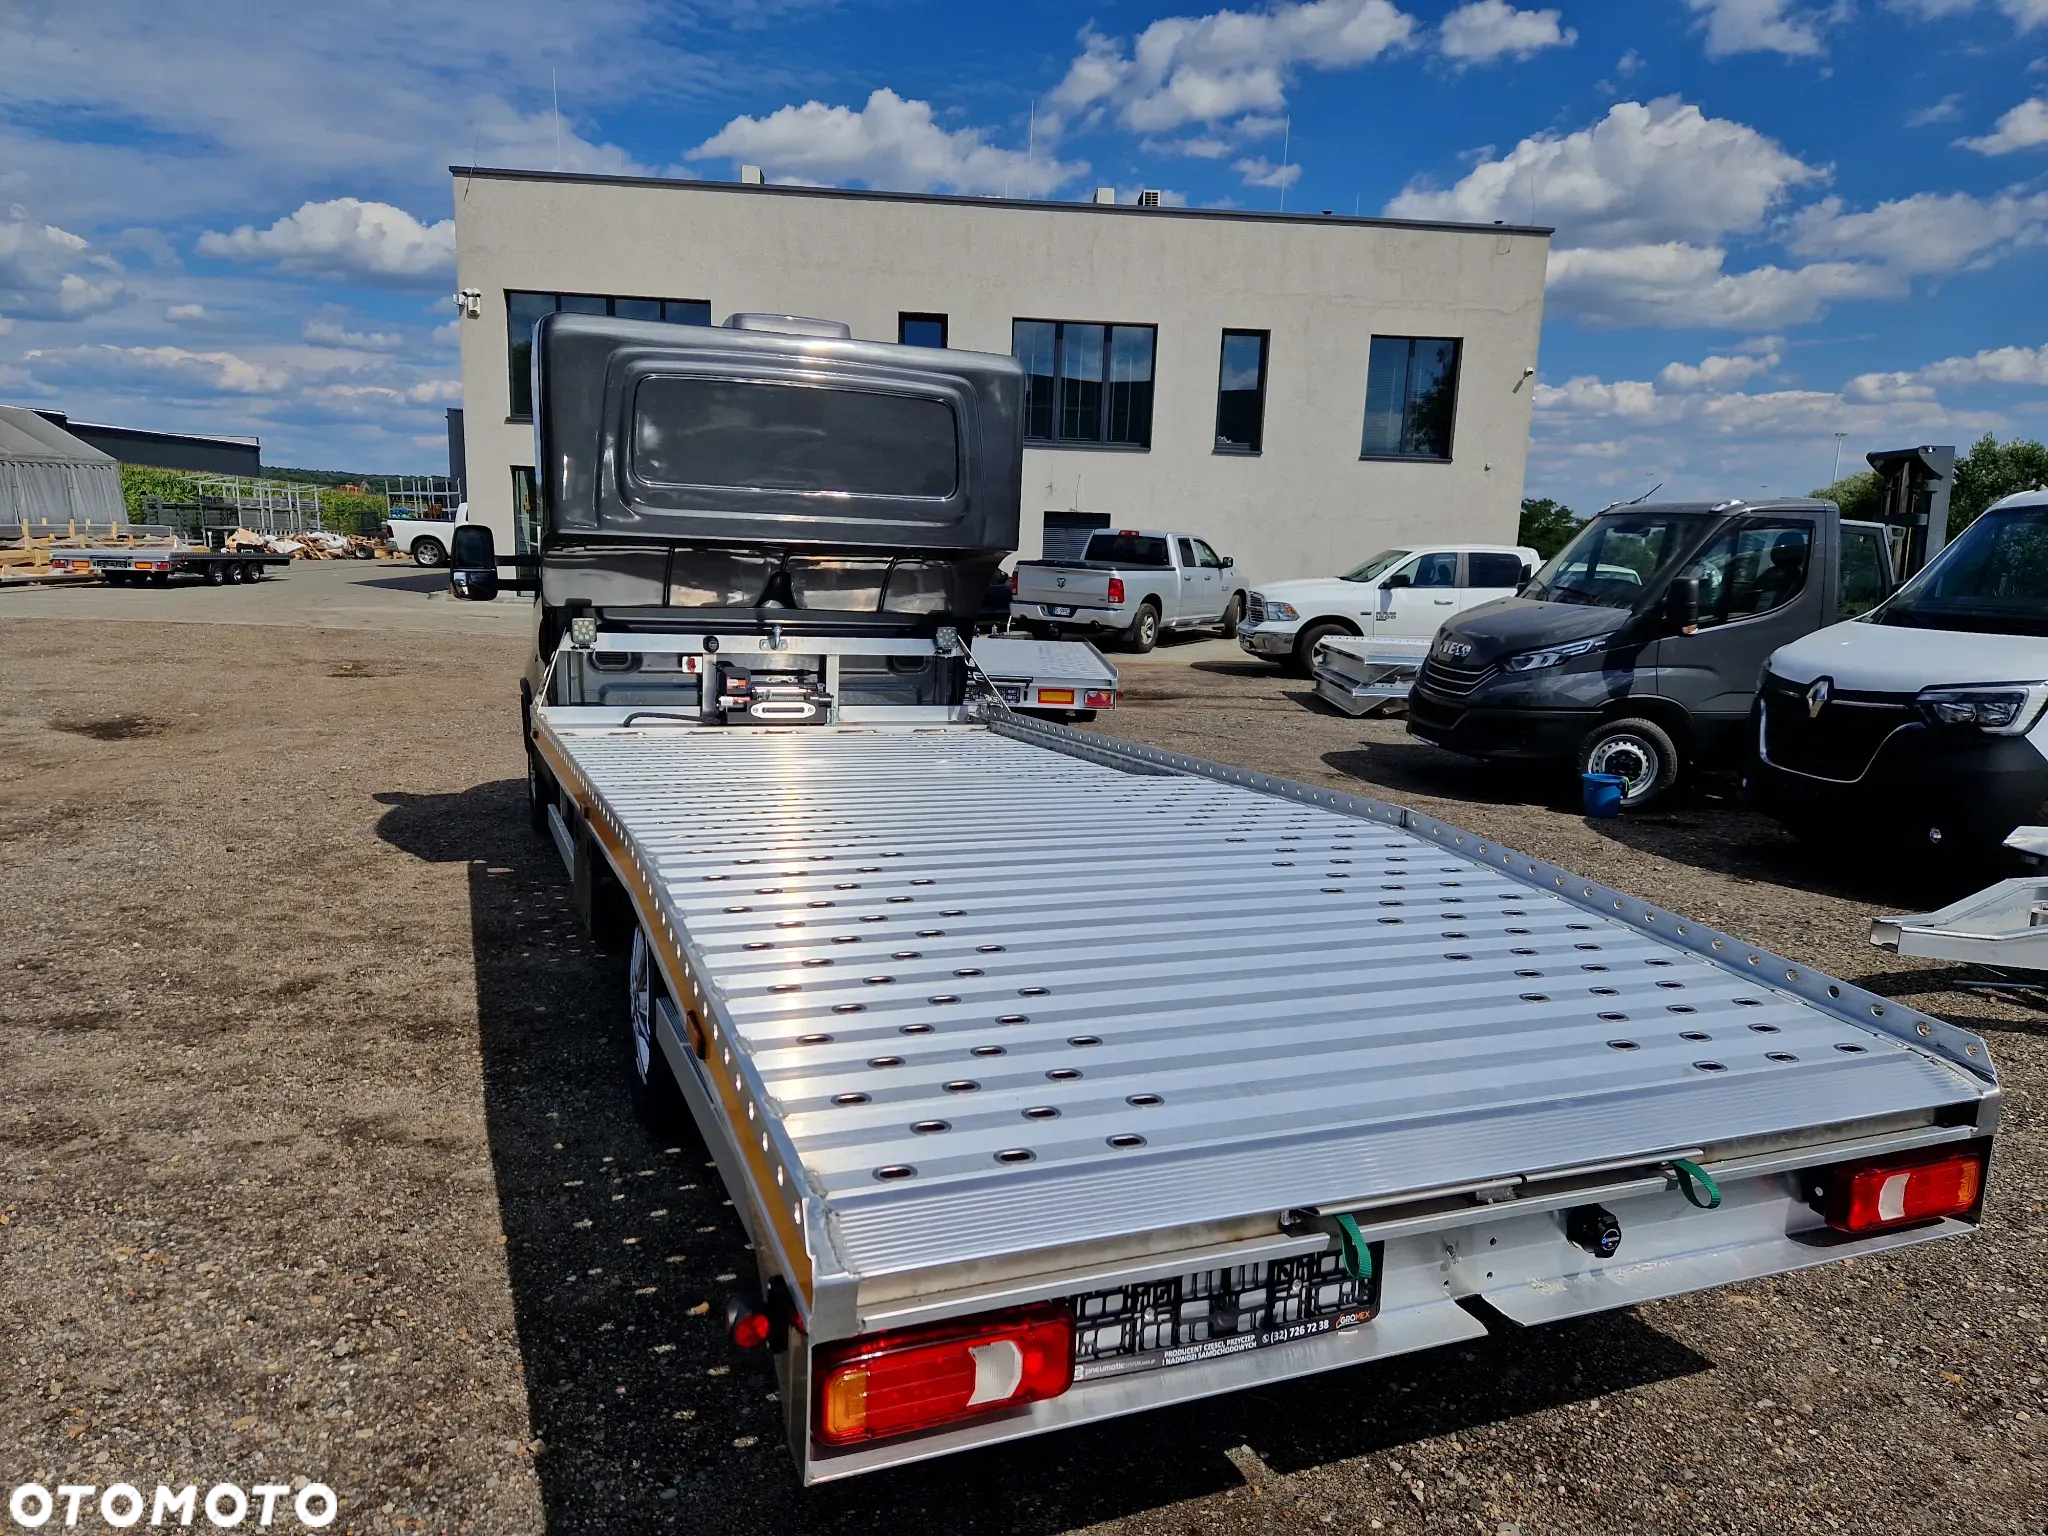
[448,168,1549,581]
[33,410,261,478]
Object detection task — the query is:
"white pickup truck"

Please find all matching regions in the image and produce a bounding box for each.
[1239,542,1539,675]
[1012,529,1248,653]
[381,503,473,567]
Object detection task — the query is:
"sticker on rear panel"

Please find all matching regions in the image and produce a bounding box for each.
[1069,1249,1381,1382]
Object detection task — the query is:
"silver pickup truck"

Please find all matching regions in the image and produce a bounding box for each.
[1013,529,1248,652]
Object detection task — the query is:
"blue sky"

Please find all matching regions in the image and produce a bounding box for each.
[2,0,2045,512]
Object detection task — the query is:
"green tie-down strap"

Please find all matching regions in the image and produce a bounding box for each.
[1333,1213,1374,1280]
[1671,1157,1722,1210]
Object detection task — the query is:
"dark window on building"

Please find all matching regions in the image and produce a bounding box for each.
[1214,330,1268,454]
[1042,510,1110,559]
[1361,336,1460,461]
[505,292,711,418]
[899,312,948,348]
[1466,551,1527,588]
[1012,320,1155,448]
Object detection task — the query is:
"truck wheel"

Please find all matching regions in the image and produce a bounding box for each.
[1120,602,1160,654]
[246,561,265,580]
[1219,592,1245,639]
[104,571,128,587]
[204,562,226,585]
[1578,718,1681,808]
[225,561,246,584]
[628,928,689,1134]
[1289,621,1351,678]
[412,537,446,568]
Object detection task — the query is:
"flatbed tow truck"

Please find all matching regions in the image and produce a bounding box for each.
[453,312,2000,1483]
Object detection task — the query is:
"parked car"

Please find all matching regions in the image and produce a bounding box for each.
[1749,488,2048,854]
[1406,500,1895,808]
[1238,544,1539,676]
[381,504,473,567]
[1011,529,1247,652]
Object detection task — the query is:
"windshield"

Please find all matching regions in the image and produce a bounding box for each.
[1339,549,1410,583]
[1524,513,1698,609]
[1869,504,2048,637]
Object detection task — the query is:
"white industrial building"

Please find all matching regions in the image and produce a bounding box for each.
[448,168,1549,581]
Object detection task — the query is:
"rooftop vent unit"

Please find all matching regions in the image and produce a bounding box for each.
[740,164,765,185]
[1138,189,1162,208]
[1093,187,1116,205]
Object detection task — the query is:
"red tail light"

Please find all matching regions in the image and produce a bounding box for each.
[1008,568,1018,595]
[1107,576,1126,605]
[813,1303,1073,1446]
[1823,1145,1986,1234]
[1084,689,1115,709]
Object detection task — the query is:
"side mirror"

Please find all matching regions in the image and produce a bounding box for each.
[1666,576,1700,632]
[1383,572,1412,590]
[1520,563,1535,584]
[450,523,499,602]
[1221,554,1235,568]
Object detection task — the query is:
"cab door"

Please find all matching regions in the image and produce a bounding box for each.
[1177,536,1221,621]
[1654,514,1824,761]
[1374,549,1460,638]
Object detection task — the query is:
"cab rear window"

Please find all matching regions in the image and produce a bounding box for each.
[1083,534,1170,565]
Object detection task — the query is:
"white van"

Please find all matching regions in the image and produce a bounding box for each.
[1750,489,2048,852]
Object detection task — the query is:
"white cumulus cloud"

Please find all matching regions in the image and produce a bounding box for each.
[1681,0,1842,60]
[1543,244,1895,328]
[0,210,125,321]
[1957,97,2048,154]
[1233,155,1303,188]
[1051,1,1416,134]
[303,317,405,350]
[1658,349,1781,391]
[1384,97,1825,249]
[1439,2,1576,64]
[25,343,287,394]
[686,89,1084,197]
[1786,188,2048,272]
[197,198,455,287]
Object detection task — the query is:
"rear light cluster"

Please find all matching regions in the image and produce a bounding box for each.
[1106,577,1126,605]
[1083,689,1115,709]
[1821,1145,1985,1234]
[1036,688,1075,706]
[1007,569,1018,595]
[814,1303,1073,1446]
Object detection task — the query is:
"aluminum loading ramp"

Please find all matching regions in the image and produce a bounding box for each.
[542,716,1994,1297]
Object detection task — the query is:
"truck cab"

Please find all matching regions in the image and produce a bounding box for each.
[1408,499,1893,807]
[1750,488,2048,854]
[1011,529,1247,652]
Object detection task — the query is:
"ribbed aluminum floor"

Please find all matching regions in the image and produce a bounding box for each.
[559,723,1983,1281]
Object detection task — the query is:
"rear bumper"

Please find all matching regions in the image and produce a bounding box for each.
[1022,601,1124,632]
[1407,689,1595,759]
[1751,723,2048,848]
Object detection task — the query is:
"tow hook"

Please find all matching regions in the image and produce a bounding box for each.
[1567,1203,1623,1259]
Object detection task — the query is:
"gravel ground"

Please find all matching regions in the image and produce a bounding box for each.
[2,617,2042,1536]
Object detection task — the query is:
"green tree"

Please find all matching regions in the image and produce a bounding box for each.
[117,464,207,516]
[1517,497,1581,560]
[1951,434,2048,536]
[1808,468,1883,521]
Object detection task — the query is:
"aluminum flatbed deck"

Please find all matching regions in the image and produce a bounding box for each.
[534,703,1999,1478]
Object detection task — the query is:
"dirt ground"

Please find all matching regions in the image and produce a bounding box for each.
[1,617,2042,1536]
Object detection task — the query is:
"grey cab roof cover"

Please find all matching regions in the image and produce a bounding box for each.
[535,313,1022,558]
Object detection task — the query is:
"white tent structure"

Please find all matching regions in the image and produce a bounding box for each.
[0,405,126,529]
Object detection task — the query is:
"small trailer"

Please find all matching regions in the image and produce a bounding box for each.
[458,312,2002,1483]
[969,635,1119,719]
[51,541,291,586]
[1311,634,1427,716]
